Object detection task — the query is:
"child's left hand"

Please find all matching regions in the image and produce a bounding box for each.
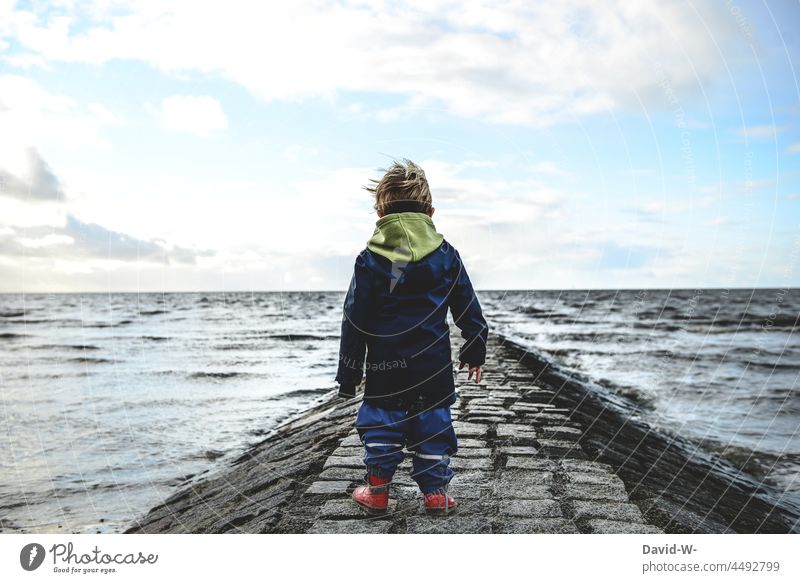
[459,361,482,383]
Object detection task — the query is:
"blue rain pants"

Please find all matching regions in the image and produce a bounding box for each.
[354,400,458,494]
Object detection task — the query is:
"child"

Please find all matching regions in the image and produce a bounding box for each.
[335,158,489,515]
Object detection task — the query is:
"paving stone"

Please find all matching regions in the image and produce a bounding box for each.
[446,483,485,500]
[540,425,583,440]
[537,439,586,458]
[452,422,488,437]
[406,516,492,534]
[308,519,393,534]
[467,398,508,408]
[569,501,645,523]
[494,473,554,498]
[340,434,363,447]
[450,457,493,471]
[464,415,511,424]
[499,499,563,518]
[505,457,555,471]
[464,415,506,425]
[465,408,516,418]
[304,481,351,495]
[449,470,491,494]
[500,469,554,486]
[510,403,546,413]
[527,413,573,423]
[564,471,626,489]
[586,519,664,534]
[330,446,363,457]
[500,446,541,457]
[496,424,538,437]
[318,467,364,481]
[319,499,368,519]
[455,447,492,458]
[457,439,487,448]
[561,459,616,473]
[519,390,556,403]
[323,456,364,469]
[563,482,629,502]
[493,518,579,534]
[487,390,520,399]
[455,388,486,398]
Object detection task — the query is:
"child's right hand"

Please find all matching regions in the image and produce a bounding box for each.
[458,361,482,383]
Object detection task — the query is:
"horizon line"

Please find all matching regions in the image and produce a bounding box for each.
[0,286,797,295]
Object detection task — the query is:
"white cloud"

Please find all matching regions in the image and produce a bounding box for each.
[787,143,800,154]
[0,75,118,150]
[1,1,742,127]
[156,95,227,135]
[18,233,75,248]
[631,195,717,216]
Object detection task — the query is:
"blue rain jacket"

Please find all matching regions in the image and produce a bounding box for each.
[335,212,489,409]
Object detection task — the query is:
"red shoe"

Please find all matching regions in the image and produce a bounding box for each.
[423,491,458,515]
[352,474,391,514]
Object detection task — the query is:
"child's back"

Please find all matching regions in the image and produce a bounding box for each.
[336,159,488,514]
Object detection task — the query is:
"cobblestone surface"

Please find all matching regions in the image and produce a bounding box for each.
[125,332,667,534]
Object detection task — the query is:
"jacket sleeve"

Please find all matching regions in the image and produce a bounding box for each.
[448,249,489,367]
[335,253,373,388]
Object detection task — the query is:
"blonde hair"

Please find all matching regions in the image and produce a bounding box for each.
[364,158,432,214]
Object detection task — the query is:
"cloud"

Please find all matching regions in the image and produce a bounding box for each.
[0,1,743,127]
[787,143,800,154]
[629,195,717,218]
[0,75,119,149]
[0,148,65,201]
[0,213,214,265]
[63,214,215,264]
[156,95,228,135]
[17,233,75,248]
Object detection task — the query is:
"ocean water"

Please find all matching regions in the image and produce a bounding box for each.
[482,288,800,506]
[0,289,798,533]
[0,292,343,533]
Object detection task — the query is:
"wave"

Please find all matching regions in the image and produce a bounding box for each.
[266,333,338,341]
[67,357,115,364]
[267,387,332,400]
[28,344,101,351]
[0,311,26,318]
[188,371,254,380]
[85,319,134,328]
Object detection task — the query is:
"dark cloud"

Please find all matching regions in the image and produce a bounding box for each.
[0,148,65,201]
[64,214,164,260]
[63,215,214,264]
[0,215,214,265]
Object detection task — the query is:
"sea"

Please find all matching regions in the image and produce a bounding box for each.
[0,289,797,533]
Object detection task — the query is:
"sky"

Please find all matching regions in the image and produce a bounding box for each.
[0,0,799,292]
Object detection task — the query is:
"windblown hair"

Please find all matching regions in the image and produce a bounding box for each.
[364,158,433,215]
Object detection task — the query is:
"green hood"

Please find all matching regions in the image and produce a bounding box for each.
[367,212,444,263]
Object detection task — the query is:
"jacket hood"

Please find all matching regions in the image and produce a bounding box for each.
[367,212,444,263]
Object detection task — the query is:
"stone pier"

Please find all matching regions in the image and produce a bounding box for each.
[126,332,671,534]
